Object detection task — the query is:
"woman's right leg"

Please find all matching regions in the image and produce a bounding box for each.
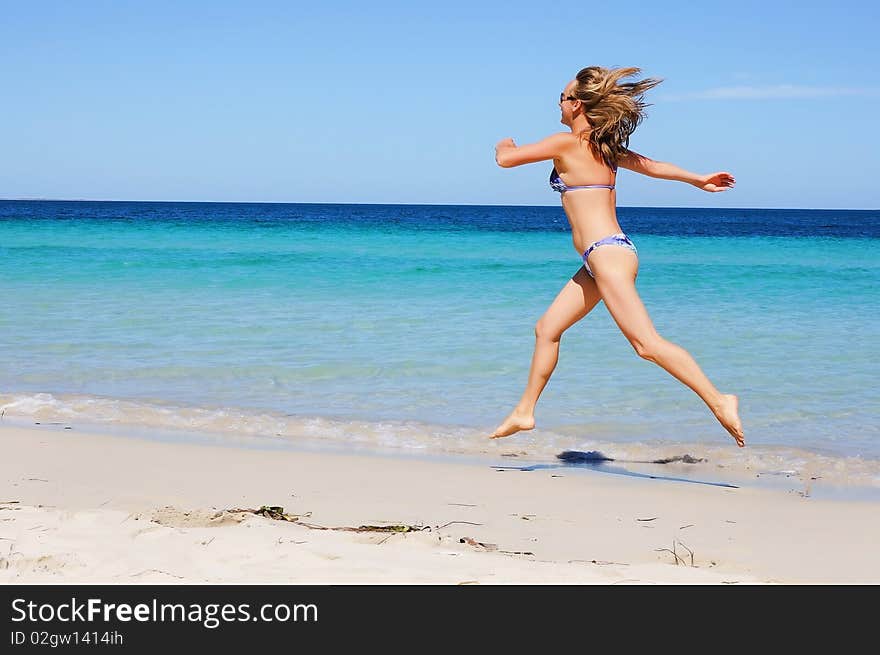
[586,245,745,447]
[491,266,602,439]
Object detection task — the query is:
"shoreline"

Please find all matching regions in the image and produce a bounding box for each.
[5,409,880,503]
[2,423,878,584]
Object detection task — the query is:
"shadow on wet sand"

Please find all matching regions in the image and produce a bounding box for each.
[492,450,739,488]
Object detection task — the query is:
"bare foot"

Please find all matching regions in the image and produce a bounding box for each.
[713,394,745,447]
[490,409,535,439]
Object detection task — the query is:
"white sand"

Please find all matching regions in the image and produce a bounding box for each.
[1,423,877,584]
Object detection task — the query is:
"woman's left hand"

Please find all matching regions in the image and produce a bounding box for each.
[495,137,516,149]
[696,171,736,192]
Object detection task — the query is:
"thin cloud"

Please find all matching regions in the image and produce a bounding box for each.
[658,84,880,101]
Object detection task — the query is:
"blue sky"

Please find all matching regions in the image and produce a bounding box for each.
[2,1,878,208]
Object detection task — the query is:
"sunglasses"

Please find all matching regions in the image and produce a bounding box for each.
[559,93,578,103]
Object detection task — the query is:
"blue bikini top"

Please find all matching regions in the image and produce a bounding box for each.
[550,166,616,193]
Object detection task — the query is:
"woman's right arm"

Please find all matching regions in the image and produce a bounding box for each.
[618,150,735,192]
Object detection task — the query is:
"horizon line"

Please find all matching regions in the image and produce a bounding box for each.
[1,197,878,212]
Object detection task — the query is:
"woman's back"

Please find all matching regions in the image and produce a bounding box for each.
[552,133,617,188]
[552,133,622,253]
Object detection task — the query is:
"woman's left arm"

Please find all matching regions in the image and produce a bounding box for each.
[495,133,569,168]
[618,150,735,192]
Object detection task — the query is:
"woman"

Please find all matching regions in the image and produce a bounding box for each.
[490,66,745,447]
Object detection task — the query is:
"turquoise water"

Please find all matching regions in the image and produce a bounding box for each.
[1,201,878,487]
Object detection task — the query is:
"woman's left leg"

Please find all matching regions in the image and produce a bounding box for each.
[491,266,602,439]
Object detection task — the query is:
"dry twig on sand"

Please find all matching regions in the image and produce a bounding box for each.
[655,539,695,567]
[225,505,307,522]
[459,536,497,551]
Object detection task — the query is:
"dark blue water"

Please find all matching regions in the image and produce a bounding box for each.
[3,200,877,237]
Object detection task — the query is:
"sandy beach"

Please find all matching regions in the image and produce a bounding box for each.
[1,422,877,585]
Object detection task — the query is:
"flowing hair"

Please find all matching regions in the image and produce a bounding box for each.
[571,66,663,170]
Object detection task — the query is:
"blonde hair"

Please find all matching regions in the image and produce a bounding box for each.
[571,66,663,169]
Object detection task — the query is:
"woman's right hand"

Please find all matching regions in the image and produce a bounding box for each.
[694,172,736,192]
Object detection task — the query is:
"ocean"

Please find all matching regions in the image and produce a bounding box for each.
[1,200,878,489]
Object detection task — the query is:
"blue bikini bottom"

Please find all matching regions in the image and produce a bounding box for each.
[582,232,638,278]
